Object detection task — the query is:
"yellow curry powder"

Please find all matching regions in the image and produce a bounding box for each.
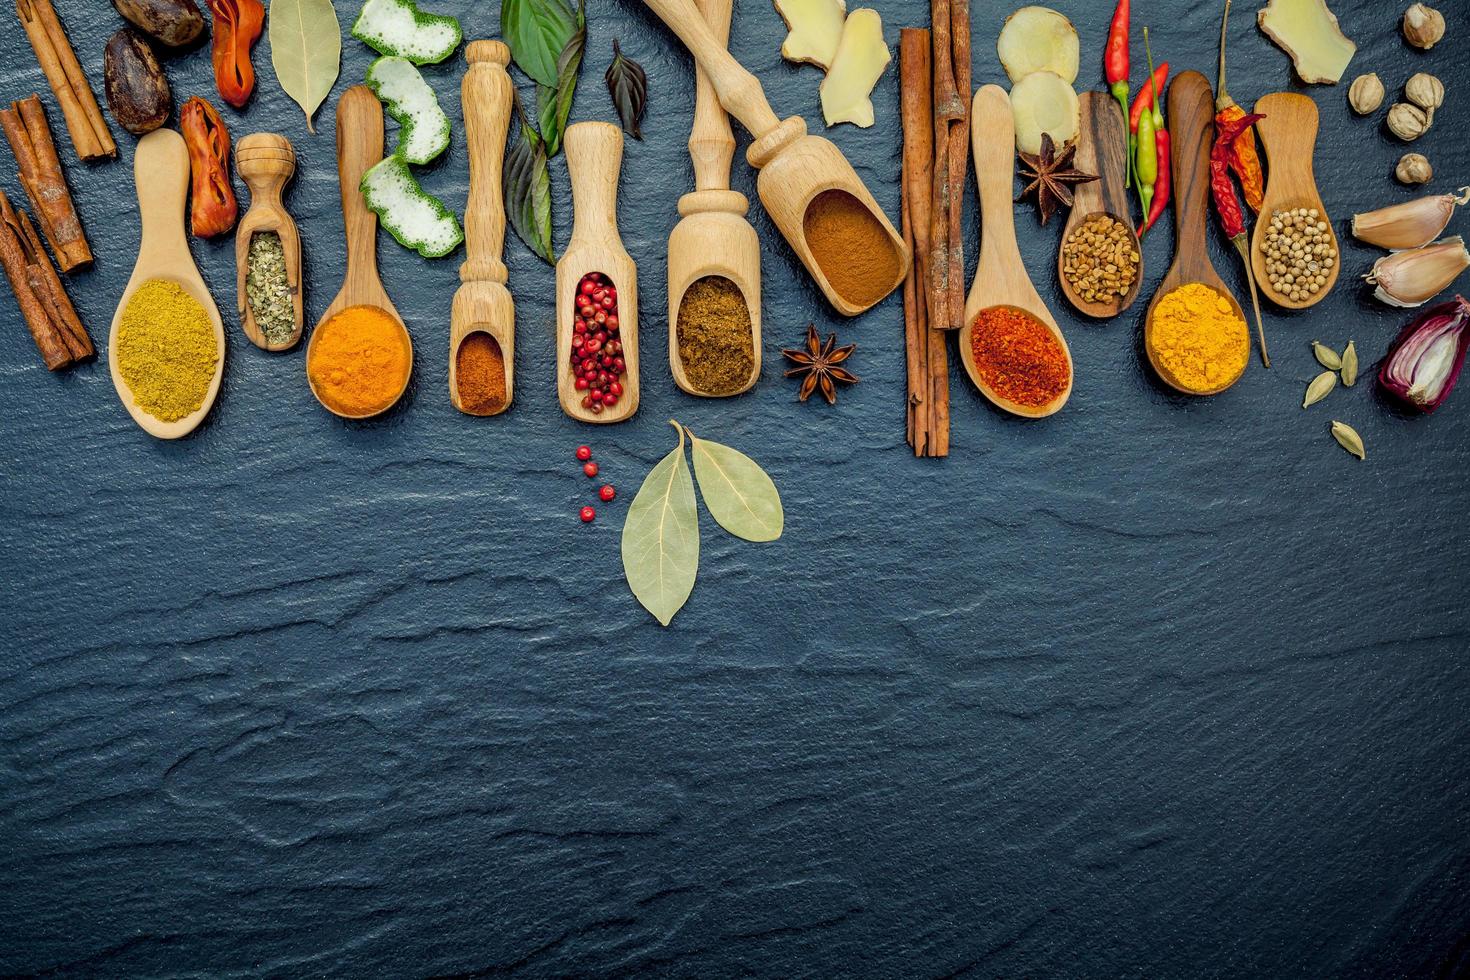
[1149,283,1250,392]
[116,278,219,422]
[307,305,411,416]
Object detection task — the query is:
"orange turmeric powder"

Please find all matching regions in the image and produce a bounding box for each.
[307,305,411,416]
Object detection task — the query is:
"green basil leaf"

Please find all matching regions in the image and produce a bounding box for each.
[536,17,584,158]
[622,422,700,626]
[503,92,554,263]
[604,40,648,140]
[688,430,784,542]
[500,0,577,88]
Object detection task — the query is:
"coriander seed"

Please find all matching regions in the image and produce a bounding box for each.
[1259,207,1337,303]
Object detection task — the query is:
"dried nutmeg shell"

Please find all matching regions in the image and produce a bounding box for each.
[1403,3,1446,50]
[1348,73,1385,115]
[1396,153,1434,185]
[103,28,171,135]
[1405,73,1445,123]
[1387,102,1430,141]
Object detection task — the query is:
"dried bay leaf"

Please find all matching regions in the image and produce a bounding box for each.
[269,0,341,132]
[1313,341,1342,371]
[688,429,784,543]
[1341,340,1359,386]
[622,422,700,626]
[1331,420,1366,460]
[1303,370,1337,408]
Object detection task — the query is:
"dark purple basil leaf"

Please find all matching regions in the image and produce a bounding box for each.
[604,40,648,141]
[504,91,555,264]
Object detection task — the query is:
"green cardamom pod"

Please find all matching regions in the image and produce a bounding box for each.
[1341,341,1358,386]
[1313,341,1342,371]
[1331,420,1366,460]
[1304,371,1337,408]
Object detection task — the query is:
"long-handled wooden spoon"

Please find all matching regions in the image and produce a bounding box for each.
[450,40,515,416]
[1250,92,1339,310]
[1144,71,1249,396]
[641,0,909,316]
[556,121,639,424]
[306,85,412,419]
[961,85,1072,418]
[1057,92,1142,318]
[108,128,225,439]
[234,133,303,351]
[667,0,759,397]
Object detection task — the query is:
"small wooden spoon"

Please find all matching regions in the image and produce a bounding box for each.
[556,121,639,424]
[450,40,515,416]
[961,85,1073,419]
[1250,92,1339,310]
[234,133,303,351]
[108,128,225,440]
[667,0,759,398]
[306,85,412,420]
[1144,71,1249,396]
[1057,92,1143,318]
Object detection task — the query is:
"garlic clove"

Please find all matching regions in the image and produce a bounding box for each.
[1395,153,1433,185]
[1352,188,1470,250]
[1365,236,1470,308]
[1402,2,1445,51]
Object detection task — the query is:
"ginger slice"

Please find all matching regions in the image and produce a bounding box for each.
[819,8,889,128]
[997,6,1079,85]
[1257,0,1356,84]
[774,0,847,69]
[1010,70,1079,155]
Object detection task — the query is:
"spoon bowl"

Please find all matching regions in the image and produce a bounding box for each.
[1250,92,1339,310]
[1057,92,1143,318]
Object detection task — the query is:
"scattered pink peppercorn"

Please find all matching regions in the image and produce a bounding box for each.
[599,485,616,502]
[583,461,599,478]
[575,445,592,461]
[580,506,596,523]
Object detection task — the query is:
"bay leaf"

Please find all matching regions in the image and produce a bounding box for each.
[688,429,783,543]
[1331,420,1366,460]
[503,91,554,263]
[1303,370,1336,408]
[1312,341,1342,371]
[501,0,578,88]
[1340,340,1358,386]
[622,422,700,626]
[268,0,341,132]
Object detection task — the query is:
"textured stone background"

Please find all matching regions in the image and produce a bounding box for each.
[2,0,1468,975]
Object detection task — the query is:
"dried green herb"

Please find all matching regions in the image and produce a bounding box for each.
[1303,370,1337,408]
[605,40,648,140]
[500,0,578,87]
[1341,340,1359,386]
[1312,341,1342,371]
[622,422,700,626]
[688,429,784,543]
[536,5,584,157]
[503,91,554,263]
[1331,420,1366,460]
[268,0,342,132]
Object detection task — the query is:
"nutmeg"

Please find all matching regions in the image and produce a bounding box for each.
[1395,153,1433,185]
[1403,3,1445,50]
[1387,102,1430,141]
[1348,73,1385,115]
[1405,72,1445,124]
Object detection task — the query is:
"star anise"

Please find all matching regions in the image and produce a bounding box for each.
[781,324,858,404]
[1016,133,1098,225]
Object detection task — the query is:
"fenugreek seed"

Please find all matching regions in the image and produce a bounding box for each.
[1340,340,1358,386]
[1331,420,1366,460]
[1304,370,1337,408]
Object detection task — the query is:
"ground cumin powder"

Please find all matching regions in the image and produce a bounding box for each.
[676,276,753,395]
[802,190,901,309]
[455,331,506,414]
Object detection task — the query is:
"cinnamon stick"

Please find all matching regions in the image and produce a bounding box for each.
[901,29,935,455]
[1,96,91,271]
[929,0,960,334]
[0,190,90,369]
[17,207,90,359]
[15,0,116,161]
[946,0,971,339]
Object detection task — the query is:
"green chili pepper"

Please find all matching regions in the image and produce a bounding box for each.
[1136,108,1157,219]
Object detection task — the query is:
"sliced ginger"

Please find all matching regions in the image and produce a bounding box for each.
[819,8,889,128]
[997,6,1079,85]
[1257,0,1356,84]
[774,0,847,69]
[1010,70,1079,155]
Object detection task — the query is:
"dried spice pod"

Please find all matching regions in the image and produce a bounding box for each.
[112,0,205,47]
[104,28,171,134]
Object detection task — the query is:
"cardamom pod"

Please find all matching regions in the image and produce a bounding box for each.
[1304,371,1337,408]
[1341,341,1358,386]
[1331,420,1366,460]
[1313,341,1342,370]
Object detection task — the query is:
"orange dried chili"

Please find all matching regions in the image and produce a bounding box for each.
[208,0,264,109]
[1216,0,1264,212]
[179,96,237,238]
[969,307,1069,407]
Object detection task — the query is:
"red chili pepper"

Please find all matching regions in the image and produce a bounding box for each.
[1210,112,1263,243]
[179,97,238,238]
[207,0,264,109]
[1140,127,1171,236]
[1106,0,1132,189]
[1129,61,1169,134]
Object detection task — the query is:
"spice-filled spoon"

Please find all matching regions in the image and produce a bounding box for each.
[450,40,515,417]
[306,85,413,420]
[1249,92,1340,310]
[1057,92,1143,318]
[557,121,639,424]
[234,133,303,351]
[666,0,759,398]
[641,0,910,316]
[961,85,1073,418]
[108,127,225,440]
[1144,71,1250,396]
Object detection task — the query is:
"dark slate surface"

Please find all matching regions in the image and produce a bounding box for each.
[3,0,1469,974]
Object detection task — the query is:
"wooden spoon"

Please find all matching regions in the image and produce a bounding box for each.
[1057,92,1143,318]
[449,40,515,417]
[306,85,412,420]
[1250,92,1339,310]
[961,85,1073,419]
[107,128,225,440]
[234,133,303,351]
[641,0,909,316]
[666,0,759,398]
[1143,70,1249,396]
[556,122,639,424]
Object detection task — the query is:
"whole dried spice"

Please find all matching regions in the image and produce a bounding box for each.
[1331,420,1365,460]
[782,324,858,404]
[1340,340,1358,386]
[1312,341,1342,371]
[1302,370,1336,408]
[208,0,264,108]
[1216,0,1264,213]
[1387,103,1429,141]
[1402,3,1444,50]
[1061,213,1139,302]
[969,306,1070,408]
[179,96,237,237]
[1347,73,1384,115]
[1396,153,1433,186]
[1016,133,1097,226]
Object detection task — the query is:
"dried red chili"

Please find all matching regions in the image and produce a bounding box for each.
[179,97,237,238]
[1210,111,1262,240]
[1215,0,1265,212]
[207,0,264,109]
[969,306,1069,407]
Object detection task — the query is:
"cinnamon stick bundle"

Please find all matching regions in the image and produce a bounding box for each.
[15,0,116,161]
[0,190,92,369]
[1,96,91,271]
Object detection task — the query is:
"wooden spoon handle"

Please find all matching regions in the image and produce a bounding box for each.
[688,0,735,193]
[133,128,190,267]
[335,85,384,291]
[566,121,624,247]
[972,86,1019,260]
[1167,71,1216,267]
[1253,92,1318,191]
[462,40,513,284]
[641,0,781,137]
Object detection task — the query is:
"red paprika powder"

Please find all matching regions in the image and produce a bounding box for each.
[969,306,1069,407]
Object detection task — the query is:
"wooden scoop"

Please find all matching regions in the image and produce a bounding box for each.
[642,0,909,316]
[450,40,515,416]
[1250,92,1339,310]
[556,122,639,424]
[1143,71,1249,396]
[234,133,303,351]
[306,85,412,419]
[666,0,759,397]
[961,85,1072,419]
[1057,92,1143,318]
[107,128,225,440]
